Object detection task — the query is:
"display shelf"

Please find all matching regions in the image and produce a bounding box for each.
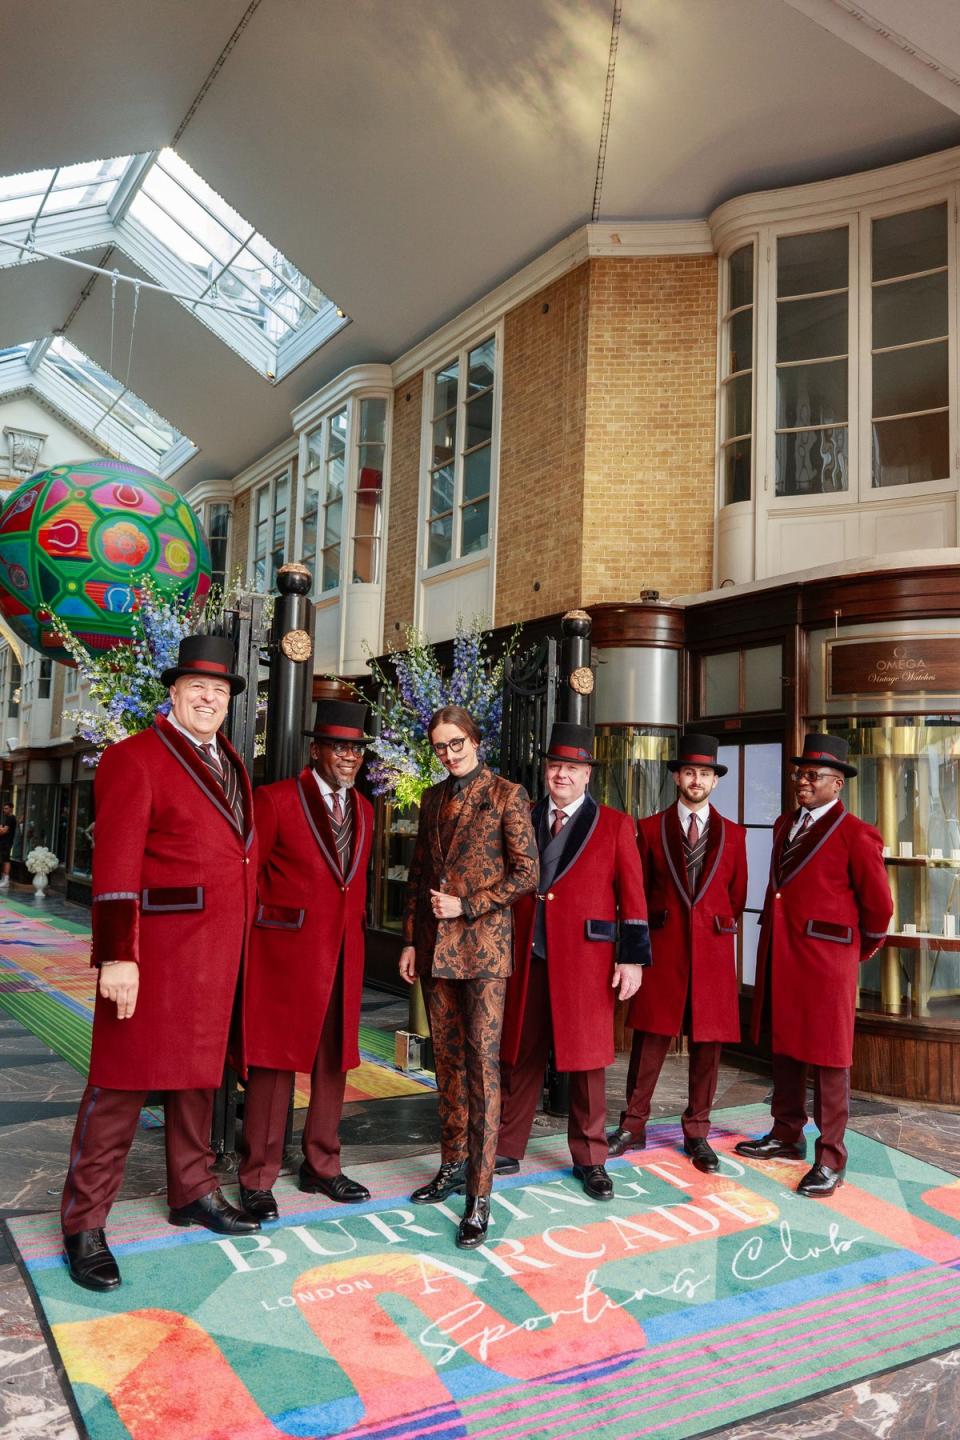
[879,932,960,951]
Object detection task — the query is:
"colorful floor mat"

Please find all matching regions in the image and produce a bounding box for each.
[8,1104,960,1440]
[0,898,434,1106]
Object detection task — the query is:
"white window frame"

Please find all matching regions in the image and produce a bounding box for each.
[248,467,292,591]
[203,499,233,588]
[417,323,502,580]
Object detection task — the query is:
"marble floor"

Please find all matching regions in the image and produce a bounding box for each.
[1,889,959,1438]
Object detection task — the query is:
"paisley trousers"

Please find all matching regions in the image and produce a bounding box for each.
[423,976,507,1197]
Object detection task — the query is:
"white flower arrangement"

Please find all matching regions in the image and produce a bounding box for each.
[25,846,59,876]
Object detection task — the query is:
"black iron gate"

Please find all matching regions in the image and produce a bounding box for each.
[498,636,558,799]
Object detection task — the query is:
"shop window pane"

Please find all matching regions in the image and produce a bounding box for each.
[743,742,783,824]
[710,746,741,817]
[358,445,383,487]
[872,411,949,488]
[433,361,459,416]
[702,651,739,715]
[777,358,847,428]
[256,485,270,523]
[724,373,752,439]
[777,292,847,363]
[872,204,948,283]
[463,446,490,503]
[432,412,457,467]
[301,507,317,566]
[776,426,848,496]
[746,827,774,911]
[728,245,754,311]
[741,916,760,986]
[305,427,324,472]
[777,227,848,298]
[461,500,489,555]
[743,646,782,712]
[430,465,454,517]
[873,340,948,419]
[322,498,342,546]
[352,534,380,585]
[359,396,386,444]
[325,452,344,501]
[321,544,340,591]
[71,781,94,879]
[873,271,948,350]
[593,727,677,820]
[465,388,493,449]
[467,338,495,394]
[722,441,751,505]
[428,515,452,568]
[274,473,288,515]
[727,307,752,373]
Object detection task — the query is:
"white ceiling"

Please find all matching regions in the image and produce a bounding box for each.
[2,0,960,489]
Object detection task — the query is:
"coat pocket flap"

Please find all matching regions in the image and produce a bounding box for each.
[714,915,739,934]
[254,904,306,931]
[648,909,668,931]
[141,886,204,913]
[585,919,617,942]
[805,918,853,944]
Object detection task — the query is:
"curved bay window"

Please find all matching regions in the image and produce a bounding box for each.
[592,727,677,820]
[826,716,960,1022]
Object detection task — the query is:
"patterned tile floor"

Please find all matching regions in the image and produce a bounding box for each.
[0,885,958,1438]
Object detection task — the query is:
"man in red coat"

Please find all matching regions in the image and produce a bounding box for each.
[736,733,892,1197]
[498,722,650,1200]
[237,699,374,1221]
[608,732,748,1173]
[60,636,260,1292]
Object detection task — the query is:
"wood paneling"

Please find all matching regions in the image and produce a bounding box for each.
[853,1014,960,1105]
[589,602,684,649]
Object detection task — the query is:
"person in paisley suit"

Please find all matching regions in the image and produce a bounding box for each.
[400,705,538,1248]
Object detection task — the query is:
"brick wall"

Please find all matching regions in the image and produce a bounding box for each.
[581,255,718,603]
[231,489,251,583]
[382,370,423,647]
[496,263,590,625]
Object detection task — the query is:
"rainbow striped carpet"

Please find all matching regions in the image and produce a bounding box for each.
[8,1104,960,1439]
[0,897,434,1106]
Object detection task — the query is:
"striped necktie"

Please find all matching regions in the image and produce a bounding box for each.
[779,811,813,878]
[683,811,708,894]
[328,790,353,874]
[197,739,244,831]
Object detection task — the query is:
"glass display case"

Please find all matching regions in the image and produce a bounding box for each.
[828,716,960,1021]
[374,801,419,933]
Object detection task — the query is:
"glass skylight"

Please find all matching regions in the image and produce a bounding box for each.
[0,338,195,477]
[0,150,347,381]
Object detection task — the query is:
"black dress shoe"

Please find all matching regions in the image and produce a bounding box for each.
[572,1163,614,1201]
[607,1126,645,1158]
[298,1170,370,1204]
[683,1137,720,1173]
[63,1229,120,1292]
[797,1164,845,1198]
[239,1186,279,1221]
[494,1154,520,1175]
[168,1187,260,1234]
[410,1160,468,1204]
[456,1194,490,1248]
[734,1132,807,1161]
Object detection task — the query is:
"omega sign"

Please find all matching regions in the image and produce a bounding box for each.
[828,637,960,698]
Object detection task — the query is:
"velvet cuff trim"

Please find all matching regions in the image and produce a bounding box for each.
[91,897,139,969]
[619,919,652,968]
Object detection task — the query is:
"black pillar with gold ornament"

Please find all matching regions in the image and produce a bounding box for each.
[264,563,316,784]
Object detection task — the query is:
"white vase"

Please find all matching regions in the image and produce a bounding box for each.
[32,872,48,897]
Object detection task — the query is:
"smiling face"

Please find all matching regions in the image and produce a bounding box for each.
[674,765,719,811]
[311,740,365,789]
[169,674,231,741]
[793,766,844,810]
[545,759,591,808]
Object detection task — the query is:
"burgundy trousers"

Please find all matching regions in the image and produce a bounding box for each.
[621,1029,722,1142]
[770,1053,850,1171]
[239,959,348,1188]
[61,1086,216,1236]
[498,957,608,1167]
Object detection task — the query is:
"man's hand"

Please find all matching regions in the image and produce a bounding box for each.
[430,889,463,919]
[99,961,139,1019]
[399,945,417,984]
[612,963,643,1001]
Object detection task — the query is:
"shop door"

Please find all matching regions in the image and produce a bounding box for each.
[711,740,783,987]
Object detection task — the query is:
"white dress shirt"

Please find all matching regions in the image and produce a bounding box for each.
[788,797,838,840]
[678,800,709,839]
[166,711,218,755]
[547,790,587,833]
[311,768,348,816]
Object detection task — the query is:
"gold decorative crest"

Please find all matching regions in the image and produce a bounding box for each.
[280,628,313,662]
[569,666,595,695]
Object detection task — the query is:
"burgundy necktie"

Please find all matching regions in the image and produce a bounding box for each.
[551,809,567,839]
[330,792,344,825]
[688,813,699,847]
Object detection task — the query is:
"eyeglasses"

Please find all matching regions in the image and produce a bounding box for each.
[325,742,366,757]
[791,769,838,783]
[433,736,468,757]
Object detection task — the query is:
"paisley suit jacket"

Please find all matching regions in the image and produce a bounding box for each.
[403,766,538,980]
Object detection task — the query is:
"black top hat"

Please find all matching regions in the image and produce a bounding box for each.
[667,732,728,777]
[543,721,598,766]
[160,634,245,695]
[304,698,374,743]
[791,732,857,778]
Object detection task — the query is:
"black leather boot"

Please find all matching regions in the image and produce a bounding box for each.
[456,1194,490,1248]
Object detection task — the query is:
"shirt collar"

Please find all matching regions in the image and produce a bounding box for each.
[450,762,483,795]
[166,711,218,751]
[678,800,709,832]
[548,791,587,820]
[312,770,343,800]
[800,798,839,825]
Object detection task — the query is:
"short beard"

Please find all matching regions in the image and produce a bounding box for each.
[338,775,356,790]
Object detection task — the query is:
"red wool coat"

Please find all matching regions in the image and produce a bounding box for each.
[750,802,893,1068]
[627,804,748,1042]
[88,714,256,1091]
[244,770,373,1074]
[501,797,650,1072]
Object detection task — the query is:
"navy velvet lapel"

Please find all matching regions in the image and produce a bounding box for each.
[297,769,342,879]
[778,801,848,886]
[550,794,599,887]
[153,715,240,834]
